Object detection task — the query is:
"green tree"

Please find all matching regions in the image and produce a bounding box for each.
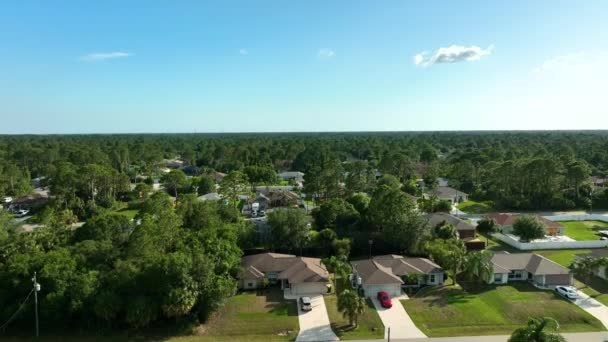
[219,171,250,207]
[508,317,566,342]
[426,238,465,285]
[267,208,309,253]
[433,221,458,240]
[162,169,189,197]
[512,215,546,242]
[463,250,494,283]
[312,198,360,231]
[197,175,216,195]
[368,185,427,253]
[569,256,602,286]
[337,289,365,327]
[477,217,498,243]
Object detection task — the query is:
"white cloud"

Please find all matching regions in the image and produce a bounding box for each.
[414,45,493,67]
[239,48,248,55]
[317,48,335,59]
[81,52,132,62]
[534,52,586,72]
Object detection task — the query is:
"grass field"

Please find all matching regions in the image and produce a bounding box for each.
[323,276,384,340]
[559,221,608,241]
[401,282,605,337]
[192,288,298,341]
[457,200,495,214]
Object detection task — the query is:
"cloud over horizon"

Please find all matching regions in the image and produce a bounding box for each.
[317,48,335,59]
[414,45,493,67]
[81,52,133,62]
[534,52,586,72]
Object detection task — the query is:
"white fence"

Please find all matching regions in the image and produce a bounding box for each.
[492,233,608,250]
[543,214,608,222]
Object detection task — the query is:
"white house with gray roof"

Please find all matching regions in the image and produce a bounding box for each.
[350,255,444,298]
[239,253,329,296]
[489,252,572,287]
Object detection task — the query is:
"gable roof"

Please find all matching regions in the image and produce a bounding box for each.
[490,253,570,275]
[351,255,443,285]
[428,186,468,198]
[350,260,404,285]
[487,213,562,229]
[240,253,328,283]
[425,212,475,232]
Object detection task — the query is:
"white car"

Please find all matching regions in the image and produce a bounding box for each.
[555,286,579,300]
[300,297,312,311]
[14,209,30,218]
[2,197,12,204]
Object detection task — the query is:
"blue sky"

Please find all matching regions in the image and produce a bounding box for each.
[1,1,607,133]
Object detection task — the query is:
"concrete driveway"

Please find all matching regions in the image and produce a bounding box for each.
[295,296,339,342]
[574,291,608,329]
[372,297,426,339]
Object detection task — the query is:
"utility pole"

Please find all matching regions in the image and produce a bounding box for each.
[32,272,40,338]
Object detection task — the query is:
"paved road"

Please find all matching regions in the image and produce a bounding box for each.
[295,296,338,342]
[575,291,608,329]
[371,297,426,339]
[351,331,608,342]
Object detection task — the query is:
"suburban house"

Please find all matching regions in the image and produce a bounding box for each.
[488,213,564,237]
[591,176,607,189]
[489,252,573,287]
[350,255,444,298]
[238,253,330,296]
[426,186,468,204]
[577,249,608,280]
[163,158,184,169]
[278,171,305,183]
[425,212,485,250]
[197,192,222,201]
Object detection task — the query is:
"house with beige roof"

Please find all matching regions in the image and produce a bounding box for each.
[238,253,330,296]
[350,255,444,298]
[425,212,485,250]
[490,252,572,287]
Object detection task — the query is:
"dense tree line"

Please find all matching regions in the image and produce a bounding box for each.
[1,132,607,210]
[0,193,243,333]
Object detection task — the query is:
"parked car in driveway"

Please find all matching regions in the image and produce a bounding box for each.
[300,296,312,311]
[14,209,30,218]
[555,286,579,300]
[377,291,392,308]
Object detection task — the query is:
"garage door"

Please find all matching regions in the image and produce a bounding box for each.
[363,284,401,298]
[292,282,327,295]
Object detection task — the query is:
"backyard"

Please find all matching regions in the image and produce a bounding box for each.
[457,200,495,214]
[401,282,605,337]
[559,221,608,241]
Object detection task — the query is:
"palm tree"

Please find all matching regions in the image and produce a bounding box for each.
[323,255,351,292]
[508,317,566,342]
[337,289,365,327]
[464,250,494,283]
[569,256,601,287]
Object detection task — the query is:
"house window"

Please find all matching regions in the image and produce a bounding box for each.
[508,271,522,280]
[494,274,502,283]
[429,274,436,283]
[248,282,253,288]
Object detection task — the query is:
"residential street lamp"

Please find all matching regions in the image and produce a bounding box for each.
[368,239,373,258]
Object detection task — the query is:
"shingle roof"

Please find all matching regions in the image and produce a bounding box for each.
[487,213,563,229]
[425,213,475,232]
[428,186,468,198]
[350,260,404,285]
[351,255,443,285]
[239,265,265,279]
[240,253,328,283]
[490,253,570,275]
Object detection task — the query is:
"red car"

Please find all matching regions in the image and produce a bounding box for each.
[377,291,392,308]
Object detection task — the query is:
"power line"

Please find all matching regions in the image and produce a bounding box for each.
[0,288,34,332]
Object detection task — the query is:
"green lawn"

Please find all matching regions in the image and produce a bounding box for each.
[559,221,608,241]
[115,208,139,220]
[457,200,495,214]
[533,249,592,267]
[401,282,605,337]
[194,288,298,341]
[324,276,384,340]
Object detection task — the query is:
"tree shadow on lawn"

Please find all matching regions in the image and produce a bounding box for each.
[251,287,298,317]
